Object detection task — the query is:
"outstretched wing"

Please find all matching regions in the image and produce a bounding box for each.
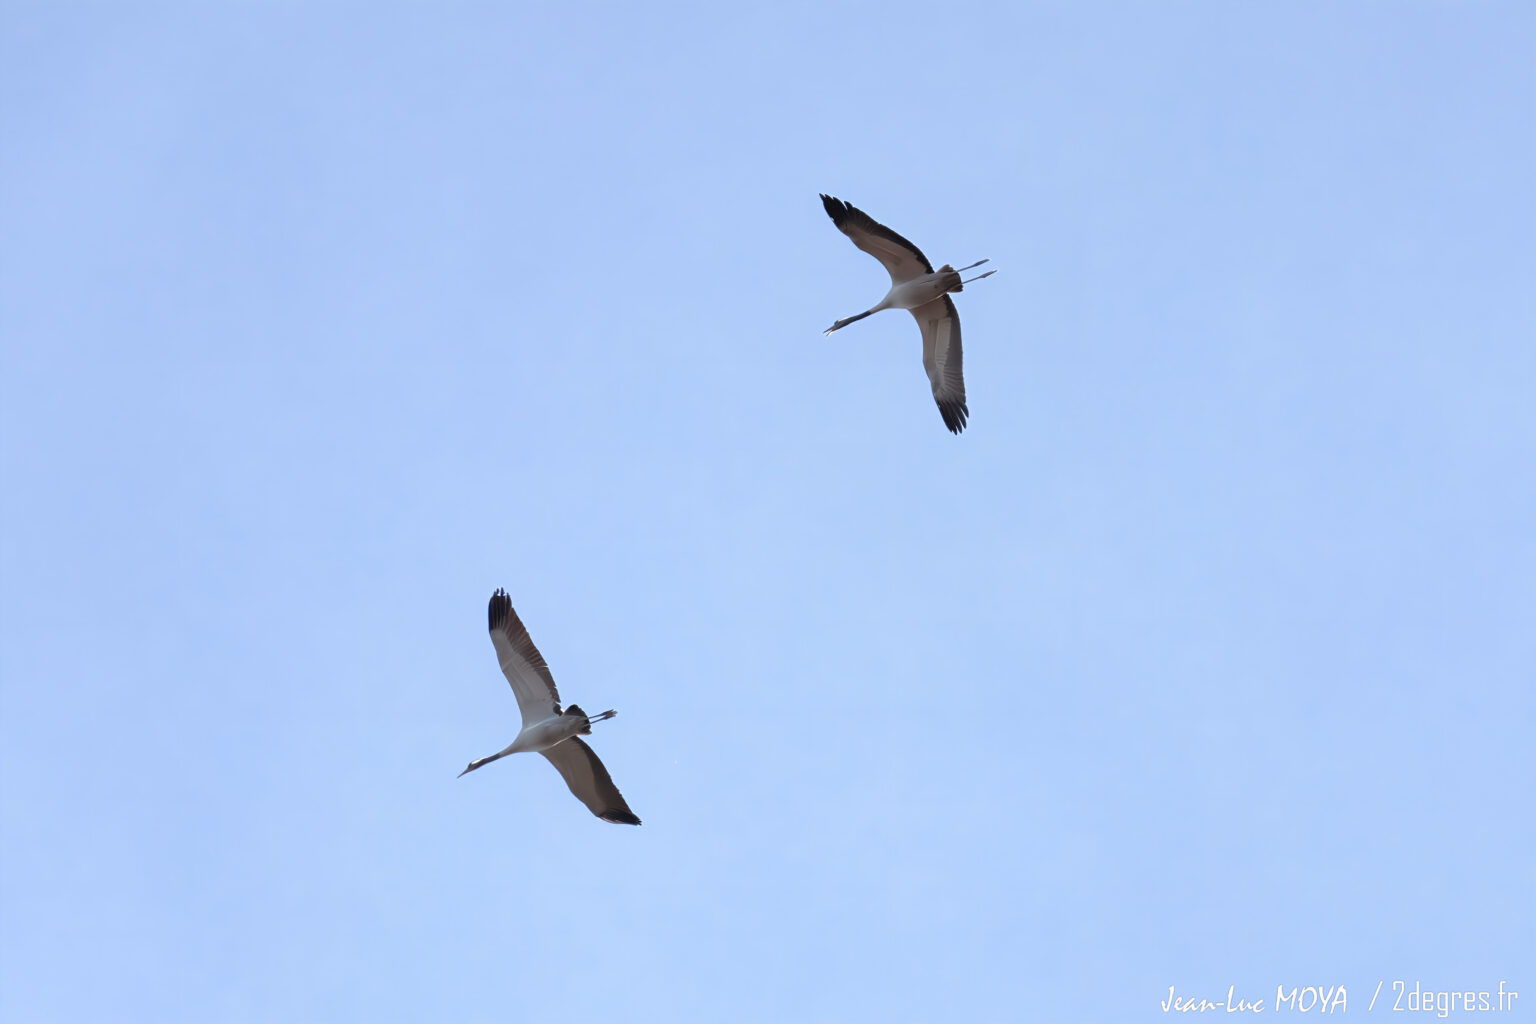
[912,295,969,434]
[541,738,641,825]
[821,194,934,286]
[487,589,561,727]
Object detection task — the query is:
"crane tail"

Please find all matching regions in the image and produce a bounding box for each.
[564,705,617,734]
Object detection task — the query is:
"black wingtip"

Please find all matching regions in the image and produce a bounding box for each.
[601,809,642,826]
[939,401,970,434]
[820,193,848,225]
[488,588,510,631]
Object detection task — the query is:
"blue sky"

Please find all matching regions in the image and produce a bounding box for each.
[2,3,1532,1021]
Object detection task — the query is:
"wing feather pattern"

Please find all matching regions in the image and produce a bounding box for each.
[913,295,969,433]
[487,589,562,727]
[542,738,641,825]
[820,194,934,284]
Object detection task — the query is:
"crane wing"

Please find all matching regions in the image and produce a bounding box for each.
[821,194,934,285]
[913,295,969,434]
[487,589,562,727]
[541,738,641,825]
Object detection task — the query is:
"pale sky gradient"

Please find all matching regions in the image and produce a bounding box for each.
[2,3,1533,1021]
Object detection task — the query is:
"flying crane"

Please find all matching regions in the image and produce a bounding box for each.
[820,193,994,434]
[458,589,640,826]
